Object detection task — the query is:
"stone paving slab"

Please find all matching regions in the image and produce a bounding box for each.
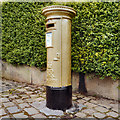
[0,78,119,119]
[24,107,39,115]
[13,113,28,118]
[3,102,15,108]
[32,113,46,118]
[6,106,21,114]
[0,109,7,116]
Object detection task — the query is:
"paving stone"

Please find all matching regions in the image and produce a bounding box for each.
[106,111,119,118]
[78,104,87,111]
[31,101,46,110]
[1,98,9,102]
[72,96,77,100]
[13,113,28,118]
[37,87,44,91]
[0,108,7,116]
[24,107,39,115]
[20,94,29,99]
[40,107,64,116]
[82,108,95,115]
[32,113,46,118]
[110,103,118,108]
[72,94,77,97]
[25,91,34,95]
[86,116,95,118]
[19,103,29,109]
[98,104,112,109]
[77,94,85,99]
[93,112,106,119]
[75,112,87,118]
[90,100,98,104]
[17,88,26,92]
[24,87,31,89]
[1,93,9,98]
[25,98,34,103]
[15,99,24,103]
[83,97,91,101]
[77,99,86,104]
[112,107,119,112]
[26,88,35,91]
[0,115,10,119]
[0,104,2,108]
[84,102,97,108]
[30,94,38,99]
[40,94,46,98]
[95,106,109,113]
[9,95,19,99]
[7,106,21,113]
[48,116,58,118]
[35,97,45,101]
[3,102,15,107]
[104,117,116,120]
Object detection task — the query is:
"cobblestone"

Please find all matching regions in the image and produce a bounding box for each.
[40,107,64,116]
[19,103,30,109]
[35,97,45,101]
[15,99,24,103]
[7,106,21,113]
[83,97,91,101]
[30,94,39,99]
[3,102,15,107]
[93,112,106,119]
[82,108,96,115]
[94,106,109,113]
[32,113,46,118]
[1,98,9,103]
[90,100,98,104]
[9,95,19,99]
[78,103,87,111]
[77,99,86,104]
[0,108,7,116]
[0,115,10,119]
[24,107,39,115]
[75,112,87,118]
[1,79,119,119]
[106,111,119,118]
[72,96,77,100]
[13,113,28,118]
[25,98,34,103]
[84,102,97,108]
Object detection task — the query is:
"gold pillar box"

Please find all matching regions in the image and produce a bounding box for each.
[42,5,76,110]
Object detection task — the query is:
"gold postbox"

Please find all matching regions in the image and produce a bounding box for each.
[42,5,76,110]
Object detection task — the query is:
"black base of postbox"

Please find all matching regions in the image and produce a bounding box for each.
[46,85,72,111]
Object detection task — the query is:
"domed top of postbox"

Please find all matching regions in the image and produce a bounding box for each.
[42,5,76,20]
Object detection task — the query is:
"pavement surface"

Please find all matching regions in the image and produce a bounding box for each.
[0,78,119,119]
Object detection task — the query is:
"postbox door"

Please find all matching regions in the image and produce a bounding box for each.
[46,19,62,87]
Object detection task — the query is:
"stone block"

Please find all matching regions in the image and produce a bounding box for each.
[13,113,28,118]
[7,106,21,114]
[24,107,39,115]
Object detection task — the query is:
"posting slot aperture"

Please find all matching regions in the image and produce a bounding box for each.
[46,23,54,28]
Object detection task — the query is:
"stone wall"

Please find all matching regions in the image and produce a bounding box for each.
[85,73,119,100]
[1,60,46,85]
[1,60,119,100]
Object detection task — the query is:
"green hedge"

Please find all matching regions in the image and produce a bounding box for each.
[2,2,120,80]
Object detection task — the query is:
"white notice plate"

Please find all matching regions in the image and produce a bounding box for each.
[46,32,52,47]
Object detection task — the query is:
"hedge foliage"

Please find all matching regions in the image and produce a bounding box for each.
[2,2,120,80]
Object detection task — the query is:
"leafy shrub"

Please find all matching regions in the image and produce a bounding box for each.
[2,2,120,79]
